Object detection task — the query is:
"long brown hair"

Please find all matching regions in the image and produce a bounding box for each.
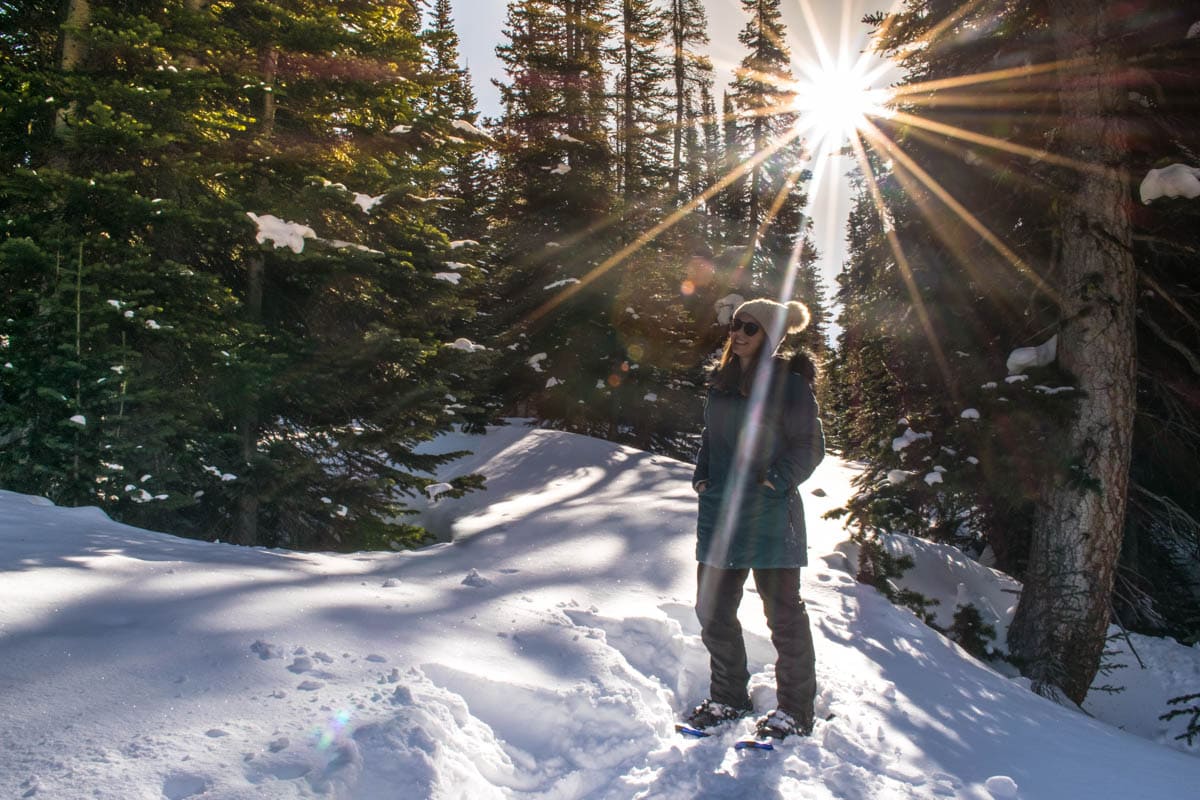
[709,340,819,396]
[710,338,765,396]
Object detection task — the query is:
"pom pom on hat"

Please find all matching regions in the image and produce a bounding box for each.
[733,298,811,352]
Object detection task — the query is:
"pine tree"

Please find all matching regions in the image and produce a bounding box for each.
[730,0,798,248]
[616,0,671,204]
[1,0,250,530]
[1096,5,1200,645]
[716,92,747,245]
[695,81,723,238]
[489,0,620,431]
[833,0,1200,702]
[1,0,492,550]
[668,0,713,200]
[424,0,493,241]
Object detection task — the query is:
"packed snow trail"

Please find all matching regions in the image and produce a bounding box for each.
[0,424,1198,799]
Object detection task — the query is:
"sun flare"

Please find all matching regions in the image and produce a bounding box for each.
[791,63,892,148]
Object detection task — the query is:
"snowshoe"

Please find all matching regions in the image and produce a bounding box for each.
[681,698,752,732]
[753,708,813,741]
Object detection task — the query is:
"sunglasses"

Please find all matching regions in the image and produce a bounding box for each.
[729,318,762,337]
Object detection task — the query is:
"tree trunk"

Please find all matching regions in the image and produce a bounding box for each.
[748,115,763,245]
[670,0,684,199]
[1007,0,1137,706]
[54,0,90,141]
[622,0,635,201]
[233,256,264,545]
[259,46,278,139]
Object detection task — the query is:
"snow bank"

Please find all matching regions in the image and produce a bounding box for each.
[2,429,1199,799]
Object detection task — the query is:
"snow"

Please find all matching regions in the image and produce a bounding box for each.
[543,162,571,175]
[352,193,386,214]
[526,353,547,372]
[1189,21,1200,39]
[449,119,494,141]
[2,425,1199,799]
[1140,163,1200,203]
[448,240,479,250]
[425,483,453,500]
[433,272,463,284]
[714,293,745,325]
[924,471,944,486]
[543,278,580,290]
[892,427,932,452]
[960,408,980,420]
[68,414,86,426]
[887,469,911,484]
[323,239,383,254]
[448,338,487,353]
[984,775,1019,798]
[1006,334,1058,374]
[247,212,317,253]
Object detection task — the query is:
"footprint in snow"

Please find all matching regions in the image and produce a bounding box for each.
[251,640,284,660]
[461,569,491,588]
[298,680,324,691]
[287,657,313,674]
[162,772,210,800]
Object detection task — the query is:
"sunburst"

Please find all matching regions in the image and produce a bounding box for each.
[791,59,894,150]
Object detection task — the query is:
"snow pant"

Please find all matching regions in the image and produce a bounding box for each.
[695,563,816,721]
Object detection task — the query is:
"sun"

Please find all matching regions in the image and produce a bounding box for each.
[791,62,892,148]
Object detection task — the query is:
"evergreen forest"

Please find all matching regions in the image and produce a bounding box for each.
[2,0,1199,712]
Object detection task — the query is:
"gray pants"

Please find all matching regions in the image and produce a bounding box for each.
[695,563,816,722]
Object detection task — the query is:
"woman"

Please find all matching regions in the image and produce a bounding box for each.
[685,297,825,740]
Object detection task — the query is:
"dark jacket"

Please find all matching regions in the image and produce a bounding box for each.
[692,354,825,568]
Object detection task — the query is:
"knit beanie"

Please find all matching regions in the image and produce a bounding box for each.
[733,298,811,355]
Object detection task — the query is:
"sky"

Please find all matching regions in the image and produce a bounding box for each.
[3,421,1199,797]
[452,1,899,309]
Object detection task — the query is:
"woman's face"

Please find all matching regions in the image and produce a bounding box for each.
[729,313,766,362]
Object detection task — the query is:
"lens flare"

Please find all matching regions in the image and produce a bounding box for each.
[791,62,893,149]
[312,708,353,751]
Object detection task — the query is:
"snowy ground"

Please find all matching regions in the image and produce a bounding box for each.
[1,422,1198,799]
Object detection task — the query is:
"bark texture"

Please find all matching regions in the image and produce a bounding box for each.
[54,0,90,140]
[1007,0,1137,705]
[233,257,264,546]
